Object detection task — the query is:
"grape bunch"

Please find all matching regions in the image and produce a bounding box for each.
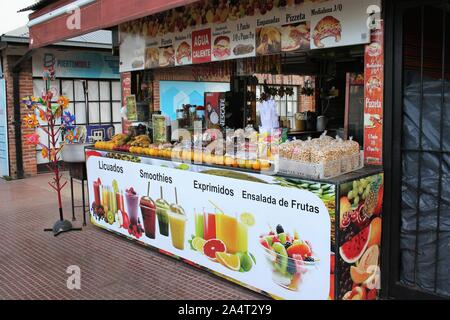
[347,178,371,207]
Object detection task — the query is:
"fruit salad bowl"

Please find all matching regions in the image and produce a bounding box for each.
[260,242,317,291]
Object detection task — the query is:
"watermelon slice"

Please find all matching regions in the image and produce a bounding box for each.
[340,226,370,264]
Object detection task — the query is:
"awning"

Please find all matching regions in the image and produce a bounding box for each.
[25,0,199,49]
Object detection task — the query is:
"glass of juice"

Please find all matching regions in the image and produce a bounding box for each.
[204,211,216,240]
[140,196,156,239]
[156,187,170,236]
[102,186,110,212]
[216,213,238,254]
[109,187,117,213]
[116,191,125,213]
[93,179,101,206]
[125,187,139,226]
[194,209,204,239]
[237,222,248,253]
[169,204,187,250]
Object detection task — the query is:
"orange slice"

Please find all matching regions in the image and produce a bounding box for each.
[215,252,240,271]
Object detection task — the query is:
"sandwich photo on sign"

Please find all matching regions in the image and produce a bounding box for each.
[213,36,231,60]
[312,16,342,48]
[281,22,311,52]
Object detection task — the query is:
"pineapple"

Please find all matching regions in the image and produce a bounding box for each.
[362,175,382,219]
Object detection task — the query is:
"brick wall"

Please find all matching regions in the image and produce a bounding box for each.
[3,55,36,179]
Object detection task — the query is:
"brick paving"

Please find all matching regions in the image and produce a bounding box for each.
[0,174,266,300]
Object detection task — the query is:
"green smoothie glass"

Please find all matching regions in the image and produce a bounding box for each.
[156,186,170,236]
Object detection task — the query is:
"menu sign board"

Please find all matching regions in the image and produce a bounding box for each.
[364,23,384,165]
[255,13,282,56]
[309,0,370,50]
[144,38,159,70]
[281,3,311,52]
[174,31,192,66]
[230,19,256,59]
[119,0,373,72]
[192,28,212,64]
[211,23,232,62]
[159,35,176,68]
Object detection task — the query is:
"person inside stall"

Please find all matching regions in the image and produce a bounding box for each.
[256,81,280,134]
[257,97,279,134]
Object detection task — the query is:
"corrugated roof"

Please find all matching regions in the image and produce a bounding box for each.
[0,25,112,49]
[18,0,59,13]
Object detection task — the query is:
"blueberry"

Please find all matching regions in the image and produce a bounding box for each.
[284,242,292,250]
[287,259,297,275]
[276,224,284,234]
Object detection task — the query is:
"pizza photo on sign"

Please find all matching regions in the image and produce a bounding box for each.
[367,42,382,57]
[313,16,342,48]
[176,41,192,65]
[281,22,311,52]
[213,36,231,59]
[366,76,382,94]
[159,46,175,67]
[145,47,159,69]
[256,26,281,55]
[364,114,383,129]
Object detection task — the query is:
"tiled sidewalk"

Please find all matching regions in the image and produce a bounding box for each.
[0,174,265,300]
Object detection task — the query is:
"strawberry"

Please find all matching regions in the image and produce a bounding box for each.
[260,238,271,250]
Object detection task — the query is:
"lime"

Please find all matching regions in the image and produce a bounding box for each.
[192,237,207,253]
[238,252,253,272]
[178,164,190,170]
[240,212,255,227]
[249,252,257,265]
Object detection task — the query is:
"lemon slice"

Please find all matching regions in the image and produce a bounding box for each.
[216,252,241,271]
[240,212,255,227]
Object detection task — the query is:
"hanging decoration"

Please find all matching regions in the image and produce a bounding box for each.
[21,68,82,236]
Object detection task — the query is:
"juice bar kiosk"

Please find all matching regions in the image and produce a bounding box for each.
[86,0,384,300]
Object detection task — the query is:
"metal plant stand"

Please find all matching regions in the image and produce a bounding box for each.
[68,162,89,226]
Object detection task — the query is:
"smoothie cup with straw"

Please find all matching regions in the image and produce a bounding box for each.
[169,188,187,250]
[194,208,204,239]
[125,187,139,226]
[156,186,170,236]
[141,182,156,239]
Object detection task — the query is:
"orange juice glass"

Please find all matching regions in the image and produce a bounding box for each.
[216,213,238,254]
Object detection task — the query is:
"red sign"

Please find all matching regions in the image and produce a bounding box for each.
[192,28,212,64]
[363,23,384,166]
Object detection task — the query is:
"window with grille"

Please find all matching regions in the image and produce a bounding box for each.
[400,2,450,298]
[255,85,299,129]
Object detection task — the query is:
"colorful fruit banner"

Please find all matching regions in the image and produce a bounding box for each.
[338,173,383,300]
[363,23,384,165]
[86,150,332,300]
[119,0,374,72]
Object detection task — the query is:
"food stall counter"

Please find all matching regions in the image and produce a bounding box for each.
[85,147,384,300]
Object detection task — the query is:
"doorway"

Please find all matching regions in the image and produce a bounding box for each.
[384,0,450,299]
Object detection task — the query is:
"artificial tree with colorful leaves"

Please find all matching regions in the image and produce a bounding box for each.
[21,68,80,235]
